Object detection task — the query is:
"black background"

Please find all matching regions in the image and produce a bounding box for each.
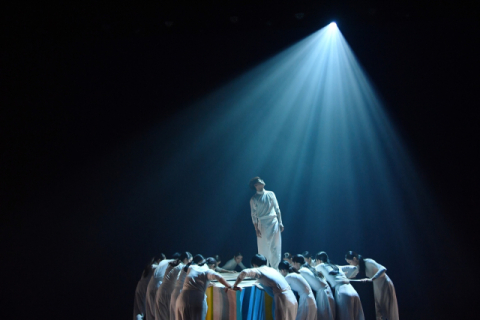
[1,1,478,319]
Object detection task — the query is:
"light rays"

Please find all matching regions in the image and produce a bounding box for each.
[111,23,430,268]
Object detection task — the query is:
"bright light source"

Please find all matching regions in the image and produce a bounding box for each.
[329,22,337,28]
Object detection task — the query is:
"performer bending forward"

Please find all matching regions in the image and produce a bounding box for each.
[234,254,298,320]
[249,177,283,269]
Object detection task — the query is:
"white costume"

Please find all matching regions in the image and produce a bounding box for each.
[170,266,189,320]
[238,266,298,320]
[221,258,247,271]
[285,273,317,320]
[155,263,183,320]
[175,265,219,320]
[345,259,399,320]
[250,189,282,269]
[299,267,335,320]
[133,266,154,320]
[146,260,172,320]
[317,264,365,320]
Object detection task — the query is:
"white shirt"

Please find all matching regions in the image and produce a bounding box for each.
[238,266,291,296]
[221,258,247,271]
[285,273,314,297]
[316,263,349,289]
[250,189,282,225]
[182,265,222,292]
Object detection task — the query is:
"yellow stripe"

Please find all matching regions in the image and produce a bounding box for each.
[264,291,274,320]
[206,286,213,320]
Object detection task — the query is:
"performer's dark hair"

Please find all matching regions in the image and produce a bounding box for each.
[292,254,323,279]
[172,252,181,259]
[179,252,193,262]
[249,176,265,189]
[292,254,305,264]
[214,255,221,263]
[316,251,339,274]
[302,251,313,259]
[251,254,267,267]
[206,257,217,266]
[183,254,206,272]
[234,252,243,258]
[278,261,300,274]
[345,251,366,276]
[193,254,206,266]
[142,257,155,278]
[157,253,166,262]
[183,263,192,273]
[284,252,292,259]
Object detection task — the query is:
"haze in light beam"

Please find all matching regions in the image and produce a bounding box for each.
[114,24,433,273]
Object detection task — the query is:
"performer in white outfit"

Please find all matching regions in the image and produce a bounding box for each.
[155,252,193,320]
[249,177,283,269]
[283,252,293,265]
[292,255,335,320]
[146,257,170,320]
[220,252,247,271]
[278,261,317,320]
[170,255,196,320]
[301,251,316,267]
[233,254,298,320]
[175,255,232,320]
[213,255,236,273]
[345,251,399,320]
[316,252,365,320]
[134,258,156,320]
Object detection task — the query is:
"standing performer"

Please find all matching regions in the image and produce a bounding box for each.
[249,176,283,269]
[278,261,317,320]
[316,252,365,320]
[233,254,298,320]
[345,251,399,320]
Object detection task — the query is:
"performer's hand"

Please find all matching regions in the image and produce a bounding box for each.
[280,224,284,232]
[255,228,262,238]
[360,278,372,282]
[225,285,242,292]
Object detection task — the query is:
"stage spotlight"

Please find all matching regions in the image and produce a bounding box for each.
[329,22,337,28]
[295,13,305,20]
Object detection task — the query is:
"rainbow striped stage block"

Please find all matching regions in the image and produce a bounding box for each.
[206,284,275,320]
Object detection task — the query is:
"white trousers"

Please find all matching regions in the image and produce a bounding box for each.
[257,215,281,269]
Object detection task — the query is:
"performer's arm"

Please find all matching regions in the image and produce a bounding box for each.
[215,266,235,273]
[233,268,261,288]
[250,198,262,238]
[340,265,359,278]
[272,192,284,232]
[206,270,234,291]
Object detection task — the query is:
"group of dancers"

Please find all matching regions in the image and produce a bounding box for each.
[134,176,398,319]
[133,250,398,320]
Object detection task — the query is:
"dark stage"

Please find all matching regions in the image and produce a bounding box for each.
[1,2,478,320]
